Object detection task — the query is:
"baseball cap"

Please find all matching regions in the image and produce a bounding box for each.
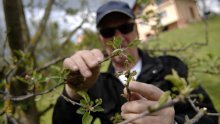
[96,1,135,27]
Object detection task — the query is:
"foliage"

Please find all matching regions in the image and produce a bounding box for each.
[76,91,104,124]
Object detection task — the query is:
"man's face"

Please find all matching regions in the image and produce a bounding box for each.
[97,13,139,65]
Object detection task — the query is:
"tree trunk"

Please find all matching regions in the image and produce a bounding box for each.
[3,0,39,124]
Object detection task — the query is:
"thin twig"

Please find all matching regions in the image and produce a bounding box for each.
[187,97,220,116]
[10,81,64,101]
[36,56,66,72]
[53,88,82,107]
[0,90,5,95]
[119,98,180,124]
[184,108,207,124]
[27,0,54,53]
[60,18,87,47]
[191,69,220,75]
[2,36,10,66]
[6,114,18,124]
[146,41,208,53]
[187,97,199,112]
[98,48,127,65]
[0,110,5,116]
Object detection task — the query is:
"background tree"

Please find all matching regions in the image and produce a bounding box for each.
[0,0,90,123]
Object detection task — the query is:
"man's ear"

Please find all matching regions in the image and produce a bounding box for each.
[134,23,139,39]
[97,33,105,46]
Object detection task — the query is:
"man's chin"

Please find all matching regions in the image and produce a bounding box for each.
[113,57,126,64]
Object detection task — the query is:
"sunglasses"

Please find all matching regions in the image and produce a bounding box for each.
[99,23,135,38]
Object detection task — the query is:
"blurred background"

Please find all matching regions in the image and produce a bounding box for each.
[0,0,220,123]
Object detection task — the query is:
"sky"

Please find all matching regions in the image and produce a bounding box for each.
[0,0,136,42]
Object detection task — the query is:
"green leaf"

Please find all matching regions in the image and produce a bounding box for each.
[76,107,86,115]
[126,76,133,83]
[158,91,170,106]
[113,37,122,48]
[65,8,78,15]
[78,91,90,103]
[127,39,141,48]
[93,106,104,112]
[124,60,129,68]
[95,99,102,106]
[82,112,93,124]
[61,69,71,78]
[165,69,187,92]
[112,49,123,56]
[90,101,94,106]
[114,72,123,77]
[127,55,135,64]
[16,76,29,84]
[130,71,137,77]
[80,99,87,106]
[189,80,199,89]
[93,118,101,124]
[106,41,114,47]
[198,94,204,101]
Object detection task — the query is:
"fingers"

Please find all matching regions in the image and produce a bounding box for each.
[91,49,104,62]
[128,81,164,101]
[123,89,144,101]
[63,49,104,78]
[63,58,78,71]
[121,99,156,114]
[122,82,175,124]
[121,113,160,124]
[121,98,175,124]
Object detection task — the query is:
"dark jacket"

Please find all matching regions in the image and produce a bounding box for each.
[53,50,218,124]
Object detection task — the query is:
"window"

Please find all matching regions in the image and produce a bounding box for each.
[155,0,166,5]
[189,6,195,19]
[158,11,167,18]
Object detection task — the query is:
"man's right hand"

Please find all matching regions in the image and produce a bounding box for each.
[63,49,104,99]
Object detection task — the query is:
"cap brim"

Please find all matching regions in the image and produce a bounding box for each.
[96,10,134,27]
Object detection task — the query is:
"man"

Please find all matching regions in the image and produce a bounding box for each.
[53,1,218,124]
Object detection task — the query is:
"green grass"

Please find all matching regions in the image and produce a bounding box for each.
[38,86,63,124]
[144,15,220,122]
[39,16,220,124]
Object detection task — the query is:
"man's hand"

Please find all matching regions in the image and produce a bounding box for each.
[121,81,175,124]
[63,49,104,99]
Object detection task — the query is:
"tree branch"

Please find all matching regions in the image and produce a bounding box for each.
[0,90,5,95]
[61,18,87,48]
[0,110,5,116]
[120,95,219,124]
[53,88,82,107]
[146,41,208,54]
[2,36,10,66]
[187,97,220,116]
[119,98,180,124]
[36,56,66,72]
[184,108,207,124]
[190,69,220,75]
[10,81,64,101]
[6,114,18,124]
[27,0,54,53]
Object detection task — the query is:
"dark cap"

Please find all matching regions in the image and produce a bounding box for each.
[96,1,135,27]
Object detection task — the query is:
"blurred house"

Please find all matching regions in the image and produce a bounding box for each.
[136,0,201,41]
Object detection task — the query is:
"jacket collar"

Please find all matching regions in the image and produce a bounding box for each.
[107,49,164,83]
[107,49,157,73]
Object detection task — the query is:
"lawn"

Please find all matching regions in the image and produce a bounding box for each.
[39,16,220,124]
[143,15,220,122]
